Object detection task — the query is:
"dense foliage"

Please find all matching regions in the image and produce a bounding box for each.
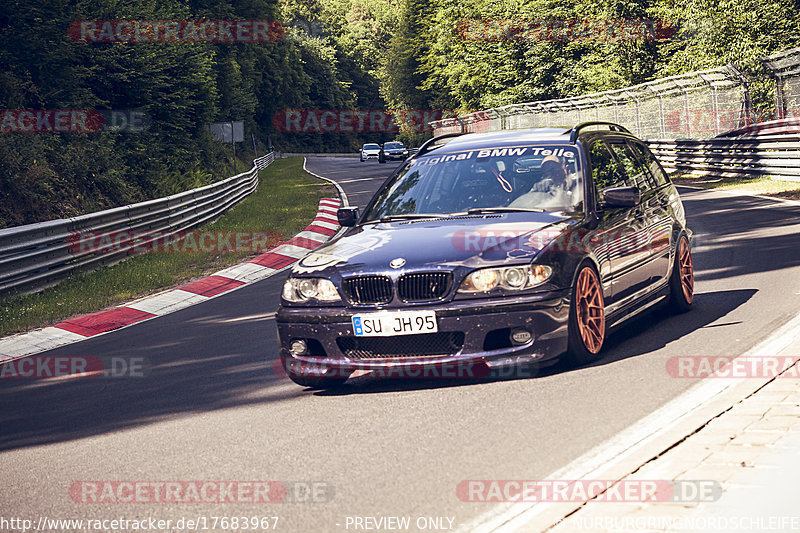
[385,0,800,111]
[2,0,798,227]
[0,0,391,227]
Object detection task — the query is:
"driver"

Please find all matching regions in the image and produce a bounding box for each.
[509,154,578,210]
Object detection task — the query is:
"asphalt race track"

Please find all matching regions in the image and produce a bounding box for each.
[2,157,800,532]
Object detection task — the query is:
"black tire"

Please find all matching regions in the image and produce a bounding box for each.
[564,263,606,367]
[280,354,349,389]
[667,234,694,313]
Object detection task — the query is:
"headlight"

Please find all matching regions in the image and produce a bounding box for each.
[282,278,341,302]
[458,265,552,293]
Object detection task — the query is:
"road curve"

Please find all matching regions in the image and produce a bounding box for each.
[2,157,800,532]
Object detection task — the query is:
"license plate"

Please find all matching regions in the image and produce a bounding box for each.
[352,311,437,337]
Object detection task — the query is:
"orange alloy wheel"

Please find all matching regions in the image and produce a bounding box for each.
[678,237,694,304]
[575,268,605,354]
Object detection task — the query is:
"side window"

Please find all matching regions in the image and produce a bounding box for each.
[607,141,653,190]
[629,141,668,187]
[588,139,629,205]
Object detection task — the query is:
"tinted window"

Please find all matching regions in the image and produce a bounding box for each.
[607,140,653,190]
[363,144,380,149]
[384,142,404,149]
[629,141,668,187]
[588,139,629,202]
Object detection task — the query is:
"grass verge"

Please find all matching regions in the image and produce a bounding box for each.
[672,173,800,200]
[0,157,336,337]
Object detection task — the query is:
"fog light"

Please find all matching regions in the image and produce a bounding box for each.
[290,339,308,355]
[510,329,532,345]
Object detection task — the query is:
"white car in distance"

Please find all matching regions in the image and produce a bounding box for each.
[360,143,381,162]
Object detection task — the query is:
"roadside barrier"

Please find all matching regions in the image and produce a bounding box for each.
[647,117,800,179]
[0,153,274,296]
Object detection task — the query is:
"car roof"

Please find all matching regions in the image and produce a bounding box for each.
[423,125,637,155]
[426,127,570,153]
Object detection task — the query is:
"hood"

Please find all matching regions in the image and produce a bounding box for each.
[291,211,577,276]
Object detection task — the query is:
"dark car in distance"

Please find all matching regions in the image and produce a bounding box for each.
[379,141,409,163]
[276,122,694,388]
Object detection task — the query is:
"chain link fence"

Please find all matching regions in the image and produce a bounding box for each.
[433,66,749,139]
[763,46,800,120]
[432,46,800,140]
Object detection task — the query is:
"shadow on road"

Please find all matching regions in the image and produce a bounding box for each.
[681,190,800,282]
[0,278,302,452]
[315,288,757,396]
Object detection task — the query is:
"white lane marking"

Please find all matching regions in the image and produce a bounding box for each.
[459,311,800,533]
[303,157,350,208]
[203,312,277,324]
[337,177,385,183]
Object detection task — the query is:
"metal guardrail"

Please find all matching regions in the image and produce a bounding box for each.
[0,153,275,297]
[253,152,276,169]
[647,118,800,179]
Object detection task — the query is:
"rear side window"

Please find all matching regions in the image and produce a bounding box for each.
[629,141,668,187]
[607,140,653,190]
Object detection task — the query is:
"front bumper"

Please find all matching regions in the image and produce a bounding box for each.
[276,290,570,375]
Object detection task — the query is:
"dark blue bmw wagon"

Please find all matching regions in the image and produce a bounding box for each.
[276,122,694,388]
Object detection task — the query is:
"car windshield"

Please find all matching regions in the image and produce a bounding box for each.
[363,144,380,149]
[384,142,404,149]
[363,144,583,221]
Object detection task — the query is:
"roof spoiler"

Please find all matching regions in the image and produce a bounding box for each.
[568,122,631,144]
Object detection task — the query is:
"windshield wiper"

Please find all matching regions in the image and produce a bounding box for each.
[364,213,447,224]
[465,207,546,214]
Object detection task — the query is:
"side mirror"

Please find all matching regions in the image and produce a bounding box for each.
[337,206,359,227]
[601,187,640,208]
